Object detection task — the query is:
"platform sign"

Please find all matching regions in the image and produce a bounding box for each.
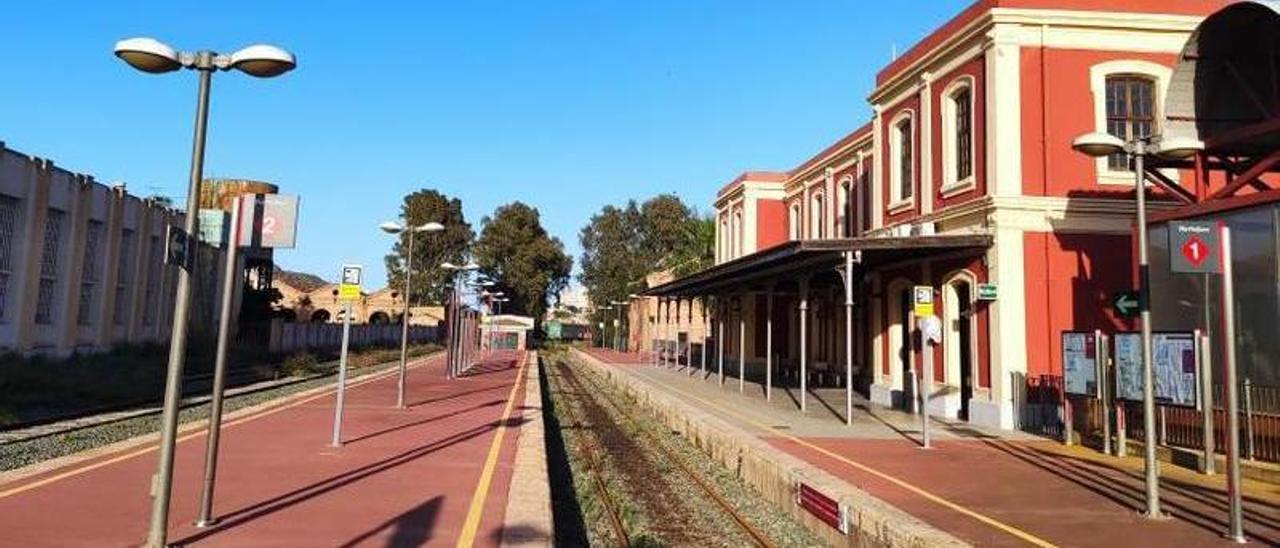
[238,194,300,249]
[197,209,229,246]
[976,283,998,301]
[1169,221,1220,273]
[1114,331,1198,407]
[338,264,362,301]
[912,286,934,317]
[1111,291,1139,319]
[1062,331,1099,397]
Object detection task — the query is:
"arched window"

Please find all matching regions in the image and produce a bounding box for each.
[719,217,729,260]
[941,79,974,191]
[837,179,851,237]
[1105,75,1155,170]
[789,203,802,240]
[889,112,915,206]
[810,193,825,239]
[732,210,743,258]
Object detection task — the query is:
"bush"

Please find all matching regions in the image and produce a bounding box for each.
[280,352,320,378]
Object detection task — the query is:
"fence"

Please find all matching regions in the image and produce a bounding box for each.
[1015,373,1280,464]
[268,319,440,355]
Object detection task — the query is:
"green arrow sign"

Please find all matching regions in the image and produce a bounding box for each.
[1112,291,1139,318]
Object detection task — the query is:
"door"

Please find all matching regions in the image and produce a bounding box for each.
[956,283,973,421]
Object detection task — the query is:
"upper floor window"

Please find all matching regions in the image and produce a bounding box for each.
[810,193,825,239]
[890,114,915,205]
[789,203,801,240]
[36,209,65,325]
[78,220,104,326]
[838,179,851,237]
[114,228,134,325]
[941,80,974,189]
[1105,76,1155,170]
[0,195,19,322]
[732,210,743,258]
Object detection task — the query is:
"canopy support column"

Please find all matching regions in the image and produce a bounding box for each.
[717,295,725,386]
[700,298,708,375]
[766,285,774,402]
[799,278,810,414]
[842,250,856,426]
[738,294,746,394]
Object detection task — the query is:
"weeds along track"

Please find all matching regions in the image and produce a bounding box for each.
[547,354,780,547]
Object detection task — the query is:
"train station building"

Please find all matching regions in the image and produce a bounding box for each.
[641,0,1275,433]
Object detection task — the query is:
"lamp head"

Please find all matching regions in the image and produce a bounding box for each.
[462,261,480,271]
[415,222,445,233]
[441,262,459,270]
[114,37,182,73]
[1153,136,1205,160]
[379,221,404,234]
[228,44,296,77]
[1071,132,1126,158]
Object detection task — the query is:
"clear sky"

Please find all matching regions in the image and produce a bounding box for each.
[0,0,971,288]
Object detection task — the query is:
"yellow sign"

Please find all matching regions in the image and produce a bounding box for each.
[338,284,360,301]
[913,285,934,317]
[338,264,363,301]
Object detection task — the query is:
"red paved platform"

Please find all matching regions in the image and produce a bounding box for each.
[0,351,531,547]
[770,437,1280,547]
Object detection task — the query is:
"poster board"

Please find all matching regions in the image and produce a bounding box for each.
[1062,331,1099,397]
[1113,332,1199,407]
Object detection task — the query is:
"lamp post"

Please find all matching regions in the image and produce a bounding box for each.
[1071,131,1203,520]
[599,306,613,349]
[442,261,479,377]
[609,301,628,352]
[115,37,295,548]
[381,221,444,408]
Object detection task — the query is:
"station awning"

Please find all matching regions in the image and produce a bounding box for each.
[643,233,993,298]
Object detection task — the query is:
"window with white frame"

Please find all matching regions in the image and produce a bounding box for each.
[1089,60,1171,184]
[36,209,65,325]
[114,228,134,325]
[732,210,743,258]
[941,80,974,189]
[1105,76,1155,170]
[837,180,851,237]
[78,220,104,326]
[719,217,728,260]
[890,114,915,205]
[789,203,801,240]
[143,235,160,326]
[0,195,19,322]
[810,193,825,239]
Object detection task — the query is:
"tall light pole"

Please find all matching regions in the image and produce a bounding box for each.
[1071,131,1203,519]
[381,221,444,408]
[442,261,479,376]
[599,306,613,349]
[114,37,295,548]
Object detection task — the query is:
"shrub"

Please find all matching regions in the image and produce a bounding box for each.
[280,352,320,378]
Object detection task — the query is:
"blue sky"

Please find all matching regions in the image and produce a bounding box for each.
[0,0,970,288]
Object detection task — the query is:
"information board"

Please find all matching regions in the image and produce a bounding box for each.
[1114,332,1198,407]
[1062,332,1098,397]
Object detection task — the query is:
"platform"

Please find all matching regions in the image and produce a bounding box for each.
[578,348,1280,547]
[0,350,548,547]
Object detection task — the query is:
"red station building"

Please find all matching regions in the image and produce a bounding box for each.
[643,0,1279,439]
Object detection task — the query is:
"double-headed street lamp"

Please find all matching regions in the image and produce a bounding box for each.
[380,221,444,409]
[115,37,295,548]
[1071,131,1203,520]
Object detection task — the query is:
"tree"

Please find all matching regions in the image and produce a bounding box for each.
[384,189,474,304]
[473,202,573,326]
[577,194,707,307]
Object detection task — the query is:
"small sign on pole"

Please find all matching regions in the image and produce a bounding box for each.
[1111,291,1140,319]
[238,193,300,249]
[339,265,362,301]
[912,286,934,317]
[1169,221,1220,274]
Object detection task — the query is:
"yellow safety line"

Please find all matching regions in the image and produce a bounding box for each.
[0,355,438,499]
[455,352,529,548]
[624,361,1057,548]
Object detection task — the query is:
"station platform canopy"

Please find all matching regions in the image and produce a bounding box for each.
[642,233,992,298]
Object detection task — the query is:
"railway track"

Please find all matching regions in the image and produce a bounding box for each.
[548,354,777,548]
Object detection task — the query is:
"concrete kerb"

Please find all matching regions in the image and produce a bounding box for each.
[500,351,553,547]
[572,348,966,548]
